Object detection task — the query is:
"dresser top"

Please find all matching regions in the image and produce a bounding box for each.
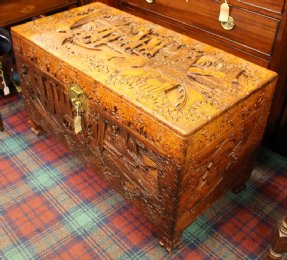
[12,3,277,136]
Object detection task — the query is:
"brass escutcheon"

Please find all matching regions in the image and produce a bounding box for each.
[68,85,86,113]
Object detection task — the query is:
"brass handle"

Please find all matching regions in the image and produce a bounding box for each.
[221,16,235,30]
[219,0,235,31]
[146,0,154,3]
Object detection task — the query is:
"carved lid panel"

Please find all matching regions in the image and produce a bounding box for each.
[12,3,277,137]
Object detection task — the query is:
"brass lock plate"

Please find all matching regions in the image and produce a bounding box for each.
[68,84,87,113]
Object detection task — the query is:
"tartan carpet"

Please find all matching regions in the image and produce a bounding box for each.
[1,94,287,260]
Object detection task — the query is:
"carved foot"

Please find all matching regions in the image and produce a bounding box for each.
[28,119,43,136]
[232,182,246,195]
[266,248,284,260]
[264,217,287,260]
[31,126,42,136]
[159,236,180,253]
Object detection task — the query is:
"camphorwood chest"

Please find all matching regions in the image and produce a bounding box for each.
[11,2,277,251]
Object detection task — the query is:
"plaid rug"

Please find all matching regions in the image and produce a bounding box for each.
[1,94,287,260]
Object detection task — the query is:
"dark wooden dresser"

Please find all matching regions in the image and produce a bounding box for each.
[87,0,287,155]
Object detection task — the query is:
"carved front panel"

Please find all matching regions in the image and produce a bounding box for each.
[18,58,180,235]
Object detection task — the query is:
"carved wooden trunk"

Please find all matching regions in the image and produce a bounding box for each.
[11,3,277,251]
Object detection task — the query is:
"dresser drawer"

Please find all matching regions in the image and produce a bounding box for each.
[121,0,279,58]
[0,0,79,27]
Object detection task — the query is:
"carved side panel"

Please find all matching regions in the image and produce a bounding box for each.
[176,81,276,231]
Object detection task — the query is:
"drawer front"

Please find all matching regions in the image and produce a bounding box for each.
[0,0,78,27]
[121,0,279,57]
[229,0,285,15]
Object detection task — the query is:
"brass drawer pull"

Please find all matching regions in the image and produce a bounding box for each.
[146,0,154,3]
[221,16,235,30]
[219,0,235,30]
